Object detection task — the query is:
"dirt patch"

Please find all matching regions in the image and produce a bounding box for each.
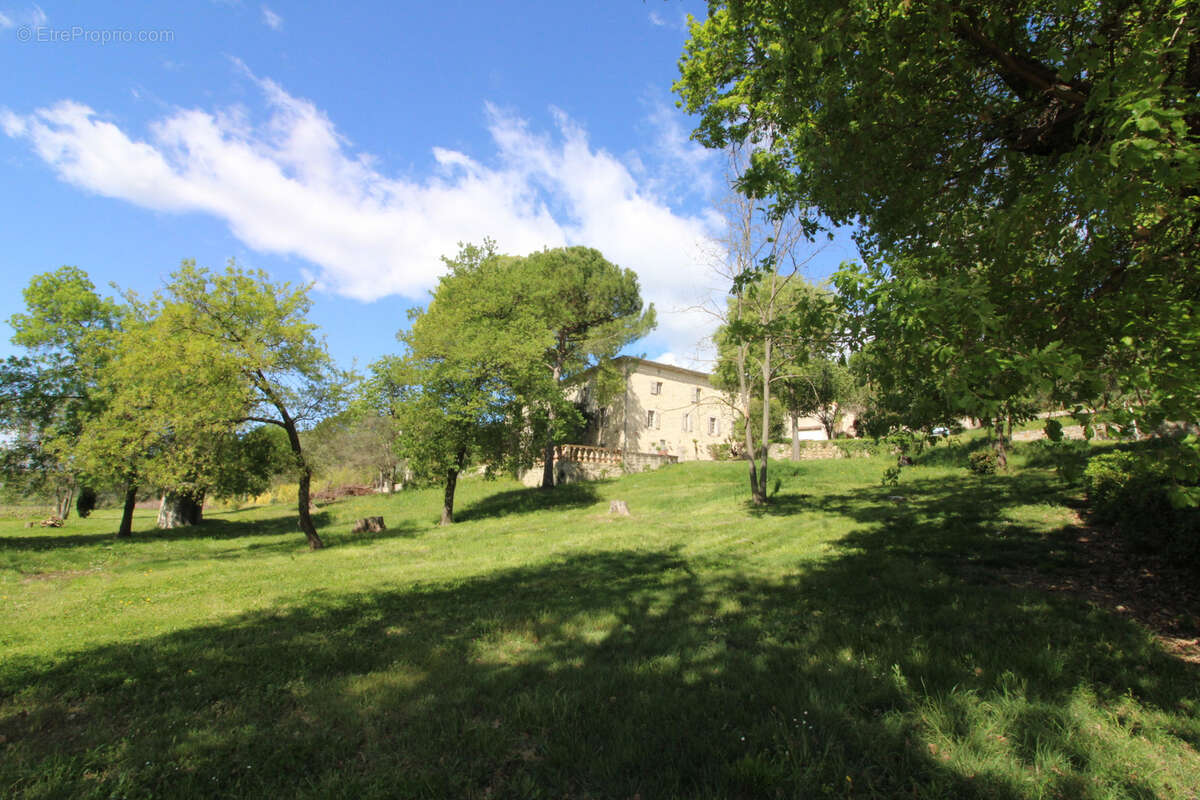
[1011,425,1090,442]
[312,484,376,503]
[997,513,1200,663]
[22,567,103,584]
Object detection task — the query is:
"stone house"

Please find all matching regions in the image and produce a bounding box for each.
[571,357,833,461]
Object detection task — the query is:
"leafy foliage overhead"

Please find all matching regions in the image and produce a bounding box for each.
[677,0,1199,425]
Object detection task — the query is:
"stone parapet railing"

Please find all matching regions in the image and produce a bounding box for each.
[521,445,677,487]
[557,444,623,465]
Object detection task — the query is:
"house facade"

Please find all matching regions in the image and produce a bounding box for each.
[572,357,833,461]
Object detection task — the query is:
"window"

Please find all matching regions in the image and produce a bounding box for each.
[708,416,720,436]
[646,409,660,429]
[682,412,693,432]
[650,380,663,395]
[693,387,702,403]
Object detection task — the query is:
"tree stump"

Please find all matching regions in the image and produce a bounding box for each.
[351,516,386,533]
[609,500,630,516]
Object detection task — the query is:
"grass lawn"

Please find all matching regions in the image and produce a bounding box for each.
[2,453,1198,798]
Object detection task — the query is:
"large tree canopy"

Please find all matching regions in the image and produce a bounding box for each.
[515,246,655,488]
[0,267,123,519]
[147,261,350,548]
[677,0,1199,425]
[390,242,551,524]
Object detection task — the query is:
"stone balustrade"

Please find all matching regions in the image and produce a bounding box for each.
[557,444,623,465]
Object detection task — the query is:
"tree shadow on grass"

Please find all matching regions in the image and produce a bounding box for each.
[454,480,606,523]
[3,532,1198,798]
[0,511,340,553]
[751,468,1082,569]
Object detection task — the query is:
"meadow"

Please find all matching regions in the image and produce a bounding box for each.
[2,450,1198,798]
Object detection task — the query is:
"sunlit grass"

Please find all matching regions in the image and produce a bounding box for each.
[2,453,1197,798]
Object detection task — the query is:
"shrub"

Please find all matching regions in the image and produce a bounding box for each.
[1026,438,1090,483]
[831,439,887,458]
[1082,442,1200,565]
[708,443,734,461]
[1083,451,1171,524]
[880,465,901,487]
[75,486,97,518]
[967,450,997,475]
[884,430,925,460]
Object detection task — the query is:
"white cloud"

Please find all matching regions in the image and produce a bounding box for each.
[1,70,723,360]
[647,9,691,33]
[261,6,282,30]
[644,98,720,202]
[0,6,45,28]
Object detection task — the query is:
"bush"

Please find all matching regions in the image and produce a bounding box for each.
[708,443,734,461]
[1026,438,1090,483]
[880,465,901,487]
[967,450,997,475]
[831,439,887,458]
[1083,451,1172,524]
[75,486,97,518]
[1082,442,1200,565]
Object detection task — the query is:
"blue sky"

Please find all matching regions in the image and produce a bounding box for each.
[1,1,859,373]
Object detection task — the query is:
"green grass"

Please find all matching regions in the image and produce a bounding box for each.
[2,456,1198,798]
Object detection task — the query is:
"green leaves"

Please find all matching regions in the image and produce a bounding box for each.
[388,243,653,501]
[1,267,124,505]
[678,0,1200,428]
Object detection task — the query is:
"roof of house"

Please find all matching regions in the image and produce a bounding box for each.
[611,355,714,383]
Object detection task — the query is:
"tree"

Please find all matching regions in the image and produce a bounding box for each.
[392,242,550,524]
[706,147,831,504]
[0,267,122,520]
[340,355,411,493]
[777,358,856,447]
[836,252,1067,468]
[66,292,290,534]
[712,269,835,503]
[515,247,655,489]
[677,1,1200,428]
[305,410,401,493]
[146,261,349,549]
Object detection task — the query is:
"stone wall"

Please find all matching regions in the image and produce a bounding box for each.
[519,447,677,487]
[622,451,680,472]
[767,442,874,460]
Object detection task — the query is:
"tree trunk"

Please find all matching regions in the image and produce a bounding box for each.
[541,437,556,489]
[739,344,765,505]
[297,467,323,549]
[156,490,204,528]
[269,404,324,550]
[821,409,836,440]
[541,362,564,489]
[117,483,137,538]
[992,418,1009,471]
[753,335,773,504]
[54,479,74,521]
[440,447,467,525]
[790,412,801,460]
